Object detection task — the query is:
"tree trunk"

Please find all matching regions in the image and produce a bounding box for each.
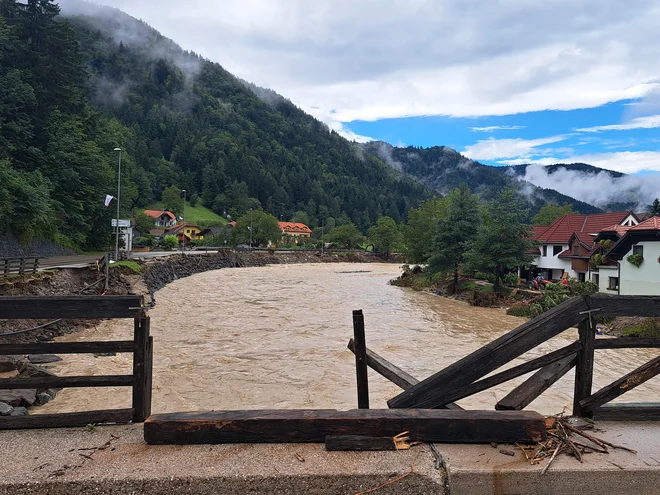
[494,266,501,292]
[454,264,459,289]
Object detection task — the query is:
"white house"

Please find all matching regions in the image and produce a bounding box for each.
[531,212,638,282]
[601,217,660,295]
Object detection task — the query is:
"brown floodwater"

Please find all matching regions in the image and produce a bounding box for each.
[36,263,660,416]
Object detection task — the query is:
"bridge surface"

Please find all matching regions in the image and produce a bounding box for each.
[1,421,659,495]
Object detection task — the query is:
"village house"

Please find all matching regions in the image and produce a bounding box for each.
[165,222,210,244]
[592,217,660,296]
[531,211,639,282]
[279,222,312,239]
[143,209,177,227]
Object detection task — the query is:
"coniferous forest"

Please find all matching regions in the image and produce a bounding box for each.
[0,0,433,250]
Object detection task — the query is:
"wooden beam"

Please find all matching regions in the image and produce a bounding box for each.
[0,295,144,319]
[415,342,581,408]
[594,338,660,349]
[352,310,370,409]
[0,408,134,430]
[325,435,400,451]
[588,294,660,318]
[573,320,596,418]
[580,355,660,412]
[0,341,134,356]
[388,296,589,409]
[347,339,462,410]
[592,403,660,421]
[0,375,133,389]
[144,409,546,445]
[132,316,152,423]
[496,355,576,410]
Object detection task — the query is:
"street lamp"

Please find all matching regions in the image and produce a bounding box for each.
[113,148,122,261]
[181,189,186,253]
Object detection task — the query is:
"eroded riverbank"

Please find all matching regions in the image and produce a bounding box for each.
[31,263,660,416]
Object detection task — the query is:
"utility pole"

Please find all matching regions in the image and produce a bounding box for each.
[181,189,186,253]
[113,148,122,260]
[322,221,324,255]
[250,207,253,250]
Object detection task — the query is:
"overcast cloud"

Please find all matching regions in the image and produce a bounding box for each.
[67,0,660,124]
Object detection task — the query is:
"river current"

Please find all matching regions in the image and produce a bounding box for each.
[37,263,660,415]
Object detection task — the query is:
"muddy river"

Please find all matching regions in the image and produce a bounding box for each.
[37,263,660,415]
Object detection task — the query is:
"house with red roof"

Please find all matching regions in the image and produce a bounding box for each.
[143,209,177,228]
[279,222,312,239]
[595,216,660,295]
[531,211,639,282]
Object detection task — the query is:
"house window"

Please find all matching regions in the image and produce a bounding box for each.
[578,273,585,282]
[573,244,580,256]
[542,246,548,256]
[633,245,643,256]
[608,277,619,290]
[553,245,563,256]
[592,274,599,286]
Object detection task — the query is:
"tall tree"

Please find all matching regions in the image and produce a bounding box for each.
[368,216,403,258]
[428,185,481,287]
[326,223,364,249]
[230,209,280,247]
[465,188,536,291]
[404,197,448,263]
[161,185,183,216]
[652,198,660,216]
[531,203,575,226]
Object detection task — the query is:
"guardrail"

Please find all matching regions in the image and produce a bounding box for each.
[0,257,39,278]
[0,295,152,429]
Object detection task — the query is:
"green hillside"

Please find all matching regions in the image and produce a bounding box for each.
[0,0,432,250]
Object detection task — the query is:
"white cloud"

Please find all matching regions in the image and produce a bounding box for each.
[470,125,526,132]
[501,151,660,174]
[463,136,568,160]
[575,114,660,132]
[60,0,660,124]
[518,163,660,209]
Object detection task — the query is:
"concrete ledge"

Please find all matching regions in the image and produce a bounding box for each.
[0,424,445,494]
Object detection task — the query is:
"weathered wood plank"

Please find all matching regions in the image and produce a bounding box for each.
[594,338,660,349]
[573,320,596,418]
[420,342,581,408]
[0,375,133,389]
[0,408,134,429]
[592,403,660,421]
[588,294,660,318]
[496,355,576,410]
[580,355,660,412]
[132,315,152,423]
[144,409,546,445]
[325,435,399,451]
[0,341,134,355]
[0,295,143,319]
[347,339,462,410]
[352,310,370,409]
[388,296,589,409]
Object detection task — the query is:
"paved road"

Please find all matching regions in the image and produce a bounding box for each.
[38,250,218,270]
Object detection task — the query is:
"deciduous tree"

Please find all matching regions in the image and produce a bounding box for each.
[368,216,403,258]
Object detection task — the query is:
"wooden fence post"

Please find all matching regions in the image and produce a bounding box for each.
[353,309,370,409]
[132,313,152,422]
[32,258,39,274]
[18,258,25,275]
[573,319,595,418]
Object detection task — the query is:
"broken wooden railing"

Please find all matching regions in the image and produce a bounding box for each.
[349,295,660,420]
[0,257,40,278]
[0,295,152,429]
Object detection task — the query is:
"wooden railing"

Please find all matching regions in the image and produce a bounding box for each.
[0,257,40,278]
[350,295,660,420]
[0,295,152,429]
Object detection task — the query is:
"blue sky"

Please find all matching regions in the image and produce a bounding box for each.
[66,0,660,178]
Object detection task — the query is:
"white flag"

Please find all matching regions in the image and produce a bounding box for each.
[104,195,114,207]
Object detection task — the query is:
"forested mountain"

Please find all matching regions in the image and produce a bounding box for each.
[506,162,624,179]
[360,142,602,215]
[0,0,432,250]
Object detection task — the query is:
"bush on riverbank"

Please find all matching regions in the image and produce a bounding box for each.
[622,318,660,338]
[505,280,599,318]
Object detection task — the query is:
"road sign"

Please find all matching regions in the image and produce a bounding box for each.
[111,219,131,227]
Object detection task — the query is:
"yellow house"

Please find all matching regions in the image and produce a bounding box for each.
[166,222,209,243]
